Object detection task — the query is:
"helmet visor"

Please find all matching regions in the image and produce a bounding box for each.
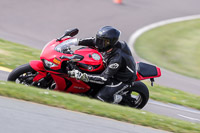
[95,37,111,51]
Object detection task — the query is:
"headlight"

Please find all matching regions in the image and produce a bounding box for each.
[43,59,58,68]
[92,53,101,61]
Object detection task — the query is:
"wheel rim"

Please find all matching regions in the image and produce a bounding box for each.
[130,93,143,108]
[120,91,144,108]
[16,71,37,85]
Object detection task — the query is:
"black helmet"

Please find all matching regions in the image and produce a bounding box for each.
[95,26,120,52]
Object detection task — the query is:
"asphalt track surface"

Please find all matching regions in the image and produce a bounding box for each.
[0,0,200,132]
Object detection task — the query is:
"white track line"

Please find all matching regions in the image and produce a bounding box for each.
[149,100,200,114]
[178,114,200,122]
[128,14,200,53]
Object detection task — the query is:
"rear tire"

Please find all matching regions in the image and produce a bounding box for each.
[121,81,149,109]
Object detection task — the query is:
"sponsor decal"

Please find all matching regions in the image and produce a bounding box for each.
[109,63,119,69]
[74,86,85,90]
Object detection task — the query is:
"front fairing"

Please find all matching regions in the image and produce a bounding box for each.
[40,38,74,72]
[40,38,104,73]
[41,38,73,61]
[39,37,104,94]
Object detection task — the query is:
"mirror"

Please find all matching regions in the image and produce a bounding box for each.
[64,28,79,37]
[57,28,79,41]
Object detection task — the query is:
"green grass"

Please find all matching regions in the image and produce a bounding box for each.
[0,81,200,133]
[135,19,200,79]
[0,39,41,69]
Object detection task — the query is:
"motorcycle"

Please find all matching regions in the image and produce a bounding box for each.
[7,28,161,109]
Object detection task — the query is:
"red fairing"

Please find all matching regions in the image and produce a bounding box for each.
[29,60,47,82]
[40,39,70,71]
[51,74,67,91]
[65,78,90,93]
[51,74,90,93]
[29,60,45,71]
[74,48,104,72]
[40,39,67,60]
[38,38,102,93]
[157,67,161,77]
[40,38,104,73]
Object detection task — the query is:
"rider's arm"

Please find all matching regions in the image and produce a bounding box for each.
[87,53,122,84]
[78,37,96,47]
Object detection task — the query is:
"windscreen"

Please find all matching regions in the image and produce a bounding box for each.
[55,38,77,54]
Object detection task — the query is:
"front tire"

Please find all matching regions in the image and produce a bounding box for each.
[7,63,37,85]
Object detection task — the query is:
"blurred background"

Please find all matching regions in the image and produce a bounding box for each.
[1,0,200,49]
[0,0,200,133]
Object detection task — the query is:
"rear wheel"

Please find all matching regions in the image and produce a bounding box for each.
[120,81,149,109]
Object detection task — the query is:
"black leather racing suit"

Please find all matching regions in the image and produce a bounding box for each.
[79,38,137,103]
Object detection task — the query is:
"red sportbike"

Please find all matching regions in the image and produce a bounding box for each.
[8,28,161,109]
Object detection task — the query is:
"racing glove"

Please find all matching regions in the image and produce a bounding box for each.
[68,69,89,82]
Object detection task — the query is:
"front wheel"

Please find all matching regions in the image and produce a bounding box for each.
[120,81,149,109]
[8,64,54,89]
[7,63,37,85]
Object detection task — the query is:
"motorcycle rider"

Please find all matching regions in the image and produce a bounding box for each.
[70,26,137,104]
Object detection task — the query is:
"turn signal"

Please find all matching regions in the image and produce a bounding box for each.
[53,58,61,65]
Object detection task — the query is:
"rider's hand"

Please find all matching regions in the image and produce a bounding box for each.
[68,69,89,82]
[74,70,83,80]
